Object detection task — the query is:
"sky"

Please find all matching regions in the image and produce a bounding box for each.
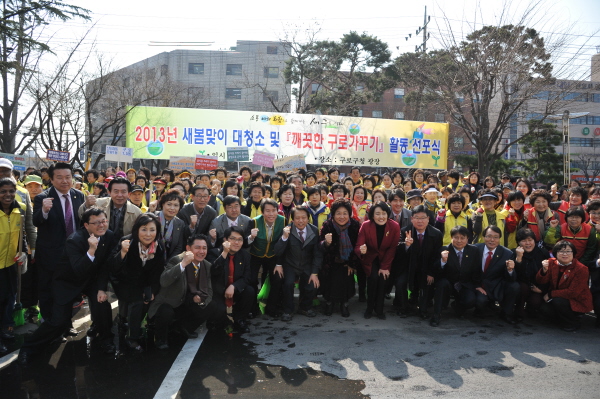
[42,0,599,79]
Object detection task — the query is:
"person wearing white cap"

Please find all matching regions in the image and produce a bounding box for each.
[0,158,36,265]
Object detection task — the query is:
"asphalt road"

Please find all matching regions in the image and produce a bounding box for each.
[0,296,599,398]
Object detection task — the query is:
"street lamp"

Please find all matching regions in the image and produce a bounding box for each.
[547,111,589,186]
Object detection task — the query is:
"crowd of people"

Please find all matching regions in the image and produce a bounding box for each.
[0,158,597,364]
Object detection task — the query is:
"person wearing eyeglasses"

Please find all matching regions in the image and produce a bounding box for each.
[537,240,593,332]
[19,208,116,364]
[543,206,597,264]
[177,184,217,236]
[211,226,253,334]
[474,225,519,324]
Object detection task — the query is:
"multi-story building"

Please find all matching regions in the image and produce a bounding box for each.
[87,40,291,170]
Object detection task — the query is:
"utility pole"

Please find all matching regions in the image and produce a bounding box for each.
[403,6,431,120]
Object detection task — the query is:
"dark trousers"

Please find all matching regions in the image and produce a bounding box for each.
[0,268,16,330]
[212,286,255,323]
[153,300,220,341]
[37,266,54,320]
[356,266,367,299]
[21,255,38,309]
[392,269,409,311]
[250,255,277,312]
[21,285,113,355]
[516,282,545,317]
[366,260,386,315]
[433,279,477,315]
[475,281,520,316]
[127,300,147,339]
[539,297,581,329]
[278,267,315,314]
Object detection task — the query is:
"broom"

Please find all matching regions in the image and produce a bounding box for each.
[13,214,26,326]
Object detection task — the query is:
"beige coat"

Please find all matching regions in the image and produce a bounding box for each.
[78,197,142,236]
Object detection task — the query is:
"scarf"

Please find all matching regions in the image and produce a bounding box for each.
[536,209,553,239]
[138,241,156,266]
[333,220,353,261]
[158,211,175,243]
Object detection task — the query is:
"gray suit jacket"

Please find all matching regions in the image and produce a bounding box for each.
[148,252,213,319]
[274,223,322,275]
[209,214,252,246]
[78,197,142,238]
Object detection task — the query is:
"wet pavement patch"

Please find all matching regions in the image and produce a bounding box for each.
[177,330,368,398]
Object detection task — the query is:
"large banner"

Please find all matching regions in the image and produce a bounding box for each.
[126,107,449,169]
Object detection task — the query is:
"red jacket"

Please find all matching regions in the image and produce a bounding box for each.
[355,219,400,276]
[536,258,593,313]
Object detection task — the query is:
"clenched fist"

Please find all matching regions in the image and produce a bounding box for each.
[86,194,97,208]
[549,219,559,229]
[222,240,231,255]
[359,244,367,255]
[120,239,131,258]
[282,226,291,239]
[506,259,515,272]
[182,250,194,267]
[209,228,217,241]
[88,233,99,252]
[250,228,259,238]
[441,250,449,263]
[190,214,198,228]
[42,197,54,213]
[541,259,549,273]
[325,233,333,245]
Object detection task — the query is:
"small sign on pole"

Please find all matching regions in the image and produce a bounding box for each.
[194,155,218,171]
[0,152,28,172]
[273,154,306,173]
[227,147,250,162]
[46,149,70,162]
[252,150,276,168]
[169,156,196,172]
[105,146,133,163]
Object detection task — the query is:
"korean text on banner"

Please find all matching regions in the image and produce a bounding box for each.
[47,149,70,162]
[105,146,133,163]
[195,155,218,171]
[169,156,196,172]
[227,147,249,162]
[252,150,275,168]
[126,106,449,169]
[273,154,306,173]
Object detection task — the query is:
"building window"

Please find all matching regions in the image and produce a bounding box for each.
[264,67,279,78]
[263,90,278,102]
[267,46,278,54]
[226,64,242,76]
[589,116,600,125]
[188,63,204,74]
[188,87,204,97]
[311,83,321,94]
[357,109,363,117]
[435,113,445,123]
[592,93,600,103]
[394,111,405,120]
[372,110,383,118]
[160,64,168,76]
[394,88,405,99]
[225,88,241,99]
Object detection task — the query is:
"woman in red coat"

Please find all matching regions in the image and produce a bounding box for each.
[355,202,400,319]
[537,240,593,332]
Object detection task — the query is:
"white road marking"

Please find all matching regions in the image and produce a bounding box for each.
[152,327,208,399]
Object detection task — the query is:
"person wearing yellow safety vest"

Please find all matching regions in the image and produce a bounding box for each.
[0,177,28,354]
[472,189,506,246]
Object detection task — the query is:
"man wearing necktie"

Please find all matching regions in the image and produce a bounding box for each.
[432,226,481,326]
[474,226,519,324]
[207,195,252,263]
[149,234,220,350]
[33,162,85,321]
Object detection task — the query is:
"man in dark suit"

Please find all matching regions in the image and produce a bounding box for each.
[388,189,412,314]
[431,226,481,326]
[273,206,323,321]
[399,205,443,319]
[211,226,254,333]
[207,195,252,262]
[33,162,85,321]
[475,225,519,324]
[19,208,116,363]
[148,234,220,349]
[177,184,216,236]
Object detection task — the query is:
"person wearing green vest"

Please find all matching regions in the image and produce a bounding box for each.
[248,198,285,319]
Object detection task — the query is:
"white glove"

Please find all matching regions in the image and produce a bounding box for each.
[16,252,28,274]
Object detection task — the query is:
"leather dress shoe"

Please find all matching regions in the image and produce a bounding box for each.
[0,341,7,354]
[235,320,250,334]
[430,314,441,327]
[376,313,386,320]
[86,325,98,338]
[179,328,198,339]
[1,329,15,340]
[297,309,316,317]
[500,313,517,325]
[364,309,373,319]
[155,340,169,350]
[281,313,292,322]
[65,328,78,337]
[340,304,350,318]
[396,308,409,318]
[324,302,334,316]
